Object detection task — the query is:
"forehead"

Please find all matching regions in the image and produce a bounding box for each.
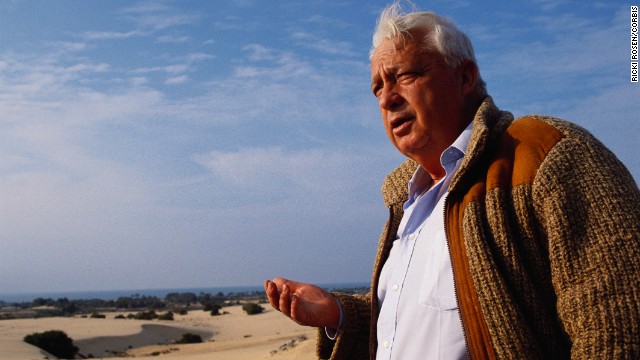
[370,34,439,74]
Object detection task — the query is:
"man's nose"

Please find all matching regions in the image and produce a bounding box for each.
[379,86,404,110]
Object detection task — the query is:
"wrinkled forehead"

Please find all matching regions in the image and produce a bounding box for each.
[370,35,441,74]
[370,28,438,65]
[371,38,415,66]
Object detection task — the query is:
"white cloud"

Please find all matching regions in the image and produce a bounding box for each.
[234,45,317,79]
[120,2,199,31]
[243,44,277,62]
[82,30,141,40]
[290,32,356,56]
[165,75,189,84]
[303,15,351,29]
[133,64,191,74]
[120,2,172,14]
[51,41,88,52]
[156,35,191,43]
[65,63,110,73]
[185,52,216,62]
[80,3,200,44]
[530,0,570,12]
[195,147,354,189]
[212,18,244,31]
[233,66,261,78]
[131,76,149,86]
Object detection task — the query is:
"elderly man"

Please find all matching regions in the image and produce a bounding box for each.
[265,3,640,359]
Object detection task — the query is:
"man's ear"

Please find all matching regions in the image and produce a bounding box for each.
[460,60,479,97]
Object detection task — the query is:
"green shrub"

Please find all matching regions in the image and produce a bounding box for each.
[176,333,203,344]
[242,302,264,315]
[207,303,222,316]
[133,310,158,320]
[90,312,106,319]
[24,330,79,359]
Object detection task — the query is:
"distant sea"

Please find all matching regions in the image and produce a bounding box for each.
[0,282,370,303]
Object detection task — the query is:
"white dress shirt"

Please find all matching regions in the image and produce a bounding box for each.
[376,123,472,360]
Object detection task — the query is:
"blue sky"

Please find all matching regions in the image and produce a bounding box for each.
[0,0,637,295]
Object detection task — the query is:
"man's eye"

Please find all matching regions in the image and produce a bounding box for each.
[397,72,415,81]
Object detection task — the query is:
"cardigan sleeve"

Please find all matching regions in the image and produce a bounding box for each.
[316,292,372,360]
[533,128,640,359]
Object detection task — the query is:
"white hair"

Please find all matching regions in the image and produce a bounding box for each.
[371,2,487,96]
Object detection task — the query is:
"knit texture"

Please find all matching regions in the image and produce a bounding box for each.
[316,97,640,359]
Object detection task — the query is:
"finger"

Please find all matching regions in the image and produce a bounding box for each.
[263,279,270,298]
[271,277,290,289]
[279,284,292,316]
[264,281,280,310]
[289,292,306,325]
[273,277,308,293]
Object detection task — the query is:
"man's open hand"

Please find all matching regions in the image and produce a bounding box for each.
[264,277,340,329]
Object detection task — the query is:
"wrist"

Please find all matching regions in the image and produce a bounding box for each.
[330,295,343,329]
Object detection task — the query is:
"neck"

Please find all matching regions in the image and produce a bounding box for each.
[412,96,482,183]
[412,155,446,183]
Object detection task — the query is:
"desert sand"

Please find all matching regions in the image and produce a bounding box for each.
[0,305,317,360]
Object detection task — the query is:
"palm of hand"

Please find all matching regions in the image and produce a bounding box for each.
[265,278,340,329]
[290,283,337,327]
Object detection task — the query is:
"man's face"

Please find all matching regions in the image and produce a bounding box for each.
[371,30,468,165]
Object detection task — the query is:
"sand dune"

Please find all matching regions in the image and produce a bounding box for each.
[74,323,214,358]
[0,305,317,359]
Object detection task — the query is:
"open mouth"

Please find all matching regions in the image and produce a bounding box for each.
[391,116,413,134]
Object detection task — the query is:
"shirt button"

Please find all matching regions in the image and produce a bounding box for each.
[383,340,390,348]
[392,284,399,291]
[408,233,416,241]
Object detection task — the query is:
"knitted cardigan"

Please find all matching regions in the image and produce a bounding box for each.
[317,97,640,359]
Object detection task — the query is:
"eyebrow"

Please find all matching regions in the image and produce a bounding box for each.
[372,63,398,80]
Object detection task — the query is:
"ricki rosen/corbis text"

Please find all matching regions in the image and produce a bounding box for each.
[631,6,638,82]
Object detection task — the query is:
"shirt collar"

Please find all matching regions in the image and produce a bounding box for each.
[406,121,473,200]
